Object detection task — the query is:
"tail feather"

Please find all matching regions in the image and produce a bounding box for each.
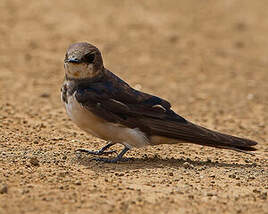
[146,119,258,152]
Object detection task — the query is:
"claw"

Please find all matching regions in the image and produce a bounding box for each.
[76,142,116,156]
[92,147,130,163]
[76,144,130,163]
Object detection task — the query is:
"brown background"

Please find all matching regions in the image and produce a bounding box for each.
[0,0,267,213]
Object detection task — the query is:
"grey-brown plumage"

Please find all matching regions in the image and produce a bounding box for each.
[61,42,257,162]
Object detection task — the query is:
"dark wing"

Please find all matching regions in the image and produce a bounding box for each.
[75,79,257,152]
[75,80,186,133]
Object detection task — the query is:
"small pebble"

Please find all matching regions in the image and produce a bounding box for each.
[183,162,194,169]
[75,180,82,185]
[260,192,267,200]
[0,184,8,194]
[248,175,255,180]
[169,172,174,176]
[115,173,124,176]
[188,195,194,199]
[207,192,217,197]
[29,157,40,167]
[229,174,236,179]
[33,140,39,144]
[40,93,50,98]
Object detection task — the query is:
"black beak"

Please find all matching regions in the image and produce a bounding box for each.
[67,58,80,63]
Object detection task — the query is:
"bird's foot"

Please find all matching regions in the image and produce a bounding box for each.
[92,147,130,163]
[76,142,117,156]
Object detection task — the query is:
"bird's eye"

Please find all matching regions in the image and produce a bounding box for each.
[83,53,95,63]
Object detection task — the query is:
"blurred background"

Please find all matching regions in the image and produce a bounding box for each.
[1,0,267,124]
[0,0,267,213]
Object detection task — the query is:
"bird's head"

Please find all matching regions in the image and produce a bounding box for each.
[64,42,104,80]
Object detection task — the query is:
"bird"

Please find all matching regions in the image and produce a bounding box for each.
[61,42,258,163]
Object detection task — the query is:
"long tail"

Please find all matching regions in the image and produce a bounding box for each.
[148,119,258,153]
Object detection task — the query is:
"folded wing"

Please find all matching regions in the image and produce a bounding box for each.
[75,81,257,152]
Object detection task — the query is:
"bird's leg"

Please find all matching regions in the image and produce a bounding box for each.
[76,142,117,155]
[93,147,130,163]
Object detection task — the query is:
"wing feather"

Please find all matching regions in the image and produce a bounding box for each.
[75,79,257,152]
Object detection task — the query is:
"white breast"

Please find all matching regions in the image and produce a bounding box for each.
[64,93,149,148]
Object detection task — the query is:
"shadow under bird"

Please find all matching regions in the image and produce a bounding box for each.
[61,42,257,163]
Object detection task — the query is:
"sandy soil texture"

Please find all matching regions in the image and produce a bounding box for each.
[0,0,267,213]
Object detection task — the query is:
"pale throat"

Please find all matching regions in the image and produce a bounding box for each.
[64,62,96,79]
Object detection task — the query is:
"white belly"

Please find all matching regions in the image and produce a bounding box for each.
[64,94,149,148]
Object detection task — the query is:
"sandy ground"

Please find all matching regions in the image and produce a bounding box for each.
[0,0,267,213]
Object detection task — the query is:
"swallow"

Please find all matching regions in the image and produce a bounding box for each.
[61,42,257,163]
